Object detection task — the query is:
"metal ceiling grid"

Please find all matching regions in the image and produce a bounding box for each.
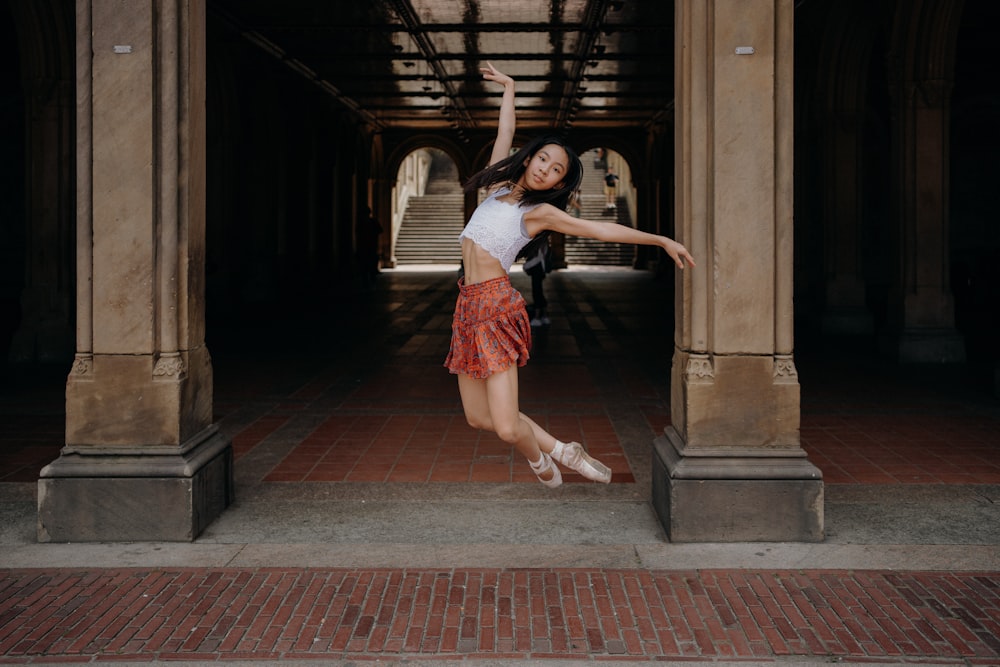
[209,0,673,134]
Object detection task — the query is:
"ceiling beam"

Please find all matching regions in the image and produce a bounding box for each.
[207,4,383,131]
[556,0,615,130]
[251,23,671,34]
[385,0,475,129]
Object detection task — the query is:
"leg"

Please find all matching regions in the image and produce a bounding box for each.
[457,389,565,456]
[457,368,560,486]
[530,275,547,325]
[459,370,610,485]
[520,413,612,484]
[482,366,538,462]
[457,372,492,432]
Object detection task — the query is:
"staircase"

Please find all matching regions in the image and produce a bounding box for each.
[393,148,633,266]
[563,150,633,266]
[394,155,464,265]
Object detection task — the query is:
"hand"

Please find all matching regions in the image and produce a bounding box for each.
[480,62,514,88]
[664,238,696,270]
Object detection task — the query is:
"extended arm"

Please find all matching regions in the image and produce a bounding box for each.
[525,205,696,270]
[481,62,516,166]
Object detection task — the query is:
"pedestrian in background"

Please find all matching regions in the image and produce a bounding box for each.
[603,166,619,210]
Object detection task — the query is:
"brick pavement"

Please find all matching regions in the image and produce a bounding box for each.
[1,567,998,663]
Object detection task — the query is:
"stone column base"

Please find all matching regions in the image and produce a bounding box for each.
[652,428,824,542]
[37,426,233,542]
[899,328,966,364]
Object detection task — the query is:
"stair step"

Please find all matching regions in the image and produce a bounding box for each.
[394,148,632,266]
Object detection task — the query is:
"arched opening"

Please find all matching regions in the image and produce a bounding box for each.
[562,147,637,268]
[391,148,463,267]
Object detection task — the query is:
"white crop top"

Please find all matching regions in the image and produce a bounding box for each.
[458,187,537,272]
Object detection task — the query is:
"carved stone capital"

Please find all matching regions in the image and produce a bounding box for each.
[71,354,93,378]
[153,354,186,379]
[773,355,798,383]
[684,354,714,383]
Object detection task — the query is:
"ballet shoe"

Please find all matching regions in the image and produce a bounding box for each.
[551,440,612,484]
[529,452,562,488]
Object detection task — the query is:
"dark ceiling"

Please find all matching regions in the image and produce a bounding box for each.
[207,0,674,137]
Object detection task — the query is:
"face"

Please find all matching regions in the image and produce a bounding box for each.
[520,144,569,191]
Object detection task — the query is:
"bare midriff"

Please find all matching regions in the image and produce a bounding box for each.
[461,237,508,285]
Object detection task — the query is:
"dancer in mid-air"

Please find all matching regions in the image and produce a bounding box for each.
[445,63,696,488]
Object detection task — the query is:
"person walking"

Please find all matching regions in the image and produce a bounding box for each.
[522,238,551,327]
[603,166,620,210]
[444,63,695,488]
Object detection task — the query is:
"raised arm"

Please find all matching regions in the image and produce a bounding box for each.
[481,62,516,166]
[524,205,696,270]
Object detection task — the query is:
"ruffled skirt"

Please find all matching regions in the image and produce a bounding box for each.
[444,275,532,379]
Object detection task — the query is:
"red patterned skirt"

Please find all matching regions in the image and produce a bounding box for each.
[444,275,532,379]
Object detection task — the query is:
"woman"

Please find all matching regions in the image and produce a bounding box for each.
[445,63,696,488]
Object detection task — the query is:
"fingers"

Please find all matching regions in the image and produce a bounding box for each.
[480,61,511,83]
[663,239,694,270]
[669,244,696,270]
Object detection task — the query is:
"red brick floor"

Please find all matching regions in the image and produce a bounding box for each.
[260,413,634,484]
[3,270,998,488]
[0,567,997,663]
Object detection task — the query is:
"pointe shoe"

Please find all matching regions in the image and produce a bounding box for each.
[551,441,612,484]
[529,452,563,488]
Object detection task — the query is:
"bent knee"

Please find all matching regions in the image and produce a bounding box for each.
[464,413,492,432]
[492,421,521,444]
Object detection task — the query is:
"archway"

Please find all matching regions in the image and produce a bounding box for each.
[390,148,464,267]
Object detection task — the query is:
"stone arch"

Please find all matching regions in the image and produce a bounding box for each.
[8,0,74,80]
[889,0,964,86]
[886,0,967,362]
[384,135,472,187]
[379,136,469,268]
[572,134,644,180]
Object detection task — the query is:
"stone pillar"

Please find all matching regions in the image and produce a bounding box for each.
[822,110,874,336]
[653,0,823,542]
[38,0,233,542]
[890,76,964,362]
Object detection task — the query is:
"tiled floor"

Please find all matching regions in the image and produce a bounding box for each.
[260,412,634,484]
[1,267,998,487]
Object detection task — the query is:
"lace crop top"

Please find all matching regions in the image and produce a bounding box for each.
[458,187,537,272]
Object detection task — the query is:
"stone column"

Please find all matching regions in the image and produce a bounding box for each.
[38,0,232,542]
[822,110,874,335]
[890,77,964,362]
[653,0,823,542]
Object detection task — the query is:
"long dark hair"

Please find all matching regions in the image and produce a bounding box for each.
[465,135,584,260]
[464,135,583,211]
